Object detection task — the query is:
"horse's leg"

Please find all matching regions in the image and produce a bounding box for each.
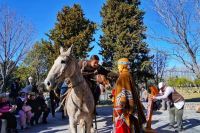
[79,118,86,133]
[69,116,77,133]
[86,116,95,133]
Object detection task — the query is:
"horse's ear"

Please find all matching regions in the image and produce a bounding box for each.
[60,47,65,54]
[66,44,74,56]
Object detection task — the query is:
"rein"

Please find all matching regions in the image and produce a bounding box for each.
[61,76,85,114]
[60,79,84,101]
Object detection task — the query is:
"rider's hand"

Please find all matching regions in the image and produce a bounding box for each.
[94,70,98,75]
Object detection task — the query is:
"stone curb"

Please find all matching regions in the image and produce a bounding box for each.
[184,102,200,110]
[142,102,200,110]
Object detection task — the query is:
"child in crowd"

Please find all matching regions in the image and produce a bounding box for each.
[16,91,33,129]
[0,94,18,133]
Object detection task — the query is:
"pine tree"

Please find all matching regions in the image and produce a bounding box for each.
[100,0,153,83]
[48,4,97,59]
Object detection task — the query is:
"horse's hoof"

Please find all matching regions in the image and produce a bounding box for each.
[91,128,97,133]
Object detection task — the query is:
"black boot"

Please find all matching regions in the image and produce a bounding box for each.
[7,128,11,133]
[12,129,18,133]
[30,118,34,126]
[42,119,47,124]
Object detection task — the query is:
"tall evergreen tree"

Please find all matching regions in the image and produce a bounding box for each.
[100,0,153,83]
[48,4,97,59]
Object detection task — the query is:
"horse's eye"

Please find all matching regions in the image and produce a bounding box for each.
[61,60,66,64]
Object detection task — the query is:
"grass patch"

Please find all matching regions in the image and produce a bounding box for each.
[176,88,200,102]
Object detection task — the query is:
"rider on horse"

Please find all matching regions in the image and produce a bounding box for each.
[56,55,117,112]
[78,55,117,105]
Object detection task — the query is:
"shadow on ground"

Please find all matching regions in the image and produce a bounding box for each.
[20,115,69,133]
[185,97,200,102]
[97,106,113,133]
[156,118,200,132]
[183,118,200,130]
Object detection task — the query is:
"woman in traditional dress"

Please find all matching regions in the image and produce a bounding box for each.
[113,58,146,133]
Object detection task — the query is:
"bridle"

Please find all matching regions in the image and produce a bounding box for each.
[57,55,85,89]
[55,55,74,81]
[59,56,86,113]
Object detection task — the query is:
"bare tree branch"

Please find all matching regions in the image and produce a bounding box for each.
[152,48,168,84]
[152,0,200,78]
[0,5,35,92]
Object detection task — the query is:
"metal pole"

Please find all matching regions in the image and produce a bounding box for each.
[94,105,97,130]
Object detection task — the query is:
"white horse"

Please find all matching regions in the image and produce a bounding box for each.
[44,46,95,133]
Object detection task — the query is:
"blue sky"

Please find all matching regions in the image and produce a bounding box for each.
[0,0,181,68]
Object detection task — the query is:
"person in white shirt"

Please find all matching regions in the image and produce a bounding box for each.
[153,82,184,132]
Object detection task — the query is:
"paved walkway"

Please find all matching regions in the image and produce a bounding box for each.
[19,106,200,133]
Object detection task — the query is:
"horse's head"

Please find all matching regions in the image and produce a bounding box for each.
[44,45,76,91]
[96,74,111,92]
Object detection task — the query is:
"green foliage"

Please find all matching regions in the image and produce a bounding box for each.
[100,0,153,82]
[167,77,176,87]
[13,65,31,87]
[14,40,53,83]
[14,4,97,85]
[48,4,97,59]
[194,79,200,86]
[167,77,193,87]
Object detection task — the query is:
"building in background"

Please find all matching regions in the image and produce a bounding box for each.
[163,67,195,80]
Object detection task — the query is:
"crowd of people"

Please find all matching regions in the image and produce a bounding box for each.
[0,77,62,133]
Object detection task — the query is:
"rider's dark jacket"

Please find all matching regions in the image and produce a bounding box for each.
[78,60,118,104]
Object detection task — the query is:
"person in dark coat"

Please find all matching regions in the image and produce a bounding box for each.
[34,92,50,124]
[78,55,118,105]
[9,78,21,104]
[49,90,56,117]
[31,83,39,94]
[26,92,37,125]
